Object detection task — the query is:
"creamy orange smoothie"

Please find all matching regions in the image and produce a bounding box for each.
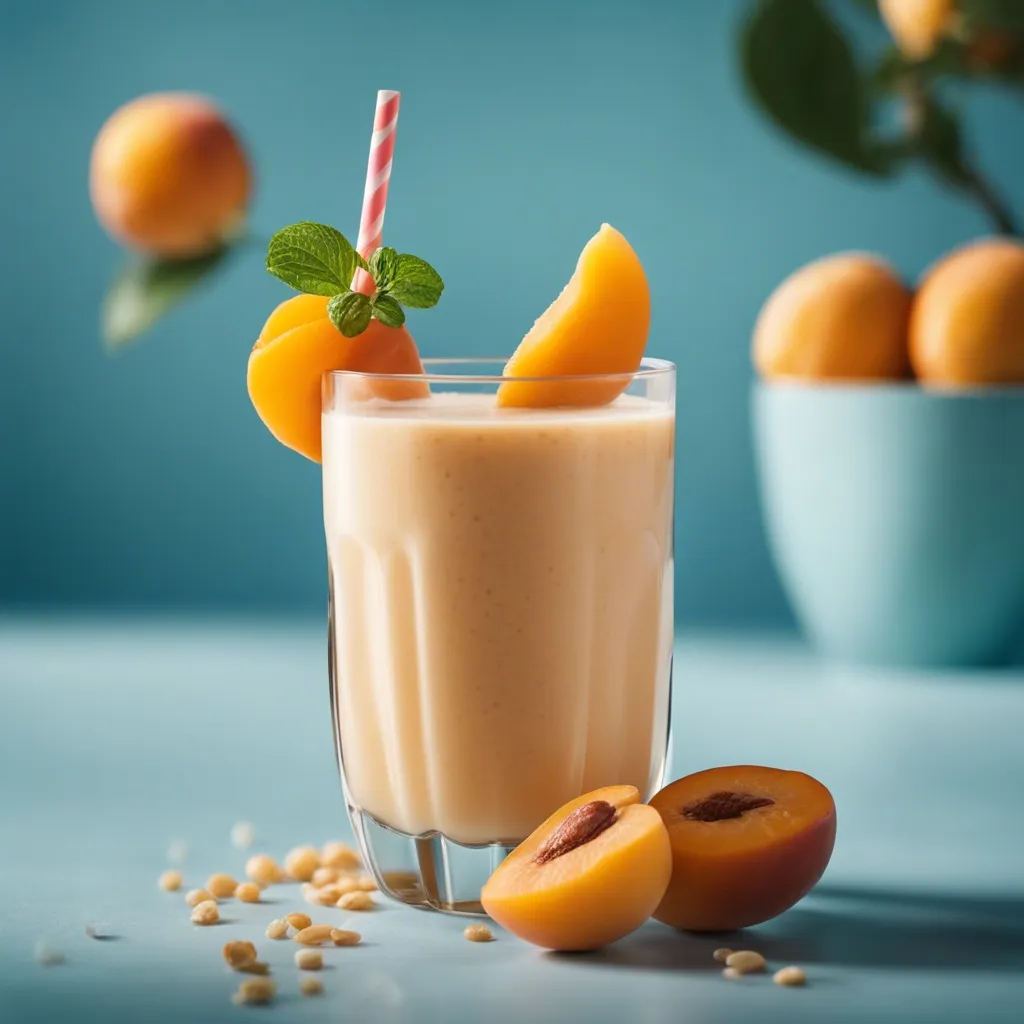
[323,391,675,845]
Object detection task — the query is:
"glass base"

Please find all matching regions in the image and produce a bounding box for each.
[346,804,516,915]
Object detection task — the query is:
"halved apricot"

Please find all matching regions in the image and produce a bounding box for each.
[247,294,427,462]
[497,225,650,408]
[651,766,836,932]
[481,785,671,951]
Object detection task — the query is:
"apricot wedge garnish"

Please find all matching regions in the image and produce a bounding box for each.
[498,225,651,408]
[481,785,671,951]
[651,765,836,932]
[247,294,427,462]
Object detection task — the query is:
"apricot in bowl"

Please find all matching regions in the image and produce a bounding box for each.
[651,765,836,932]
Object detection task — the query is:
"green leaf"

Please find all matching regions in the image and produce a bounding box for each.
[389,254,445,308]
[327,291,373,337]
[870,39,967,92]
[103,247,228,350]
[354,251,370,273]
[371,293,406,328]
[741,0,890,175]
[266,222,357,296]
[959,0,1024,33]
[368,247,400,292]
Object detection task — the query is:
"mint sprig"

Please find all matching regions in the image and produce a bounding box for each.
[266,222,443,338]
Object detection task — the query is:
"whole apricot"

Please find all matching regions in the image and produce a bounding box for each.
[481,785,671,951]
[879,0,954,60]
[90,93,251,257]
[651,765,836,933]
[910,238,1024,386]
[753,253,912,382]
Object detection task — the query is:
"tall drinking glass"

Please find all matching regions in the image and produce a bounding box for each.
[323,359,675,913]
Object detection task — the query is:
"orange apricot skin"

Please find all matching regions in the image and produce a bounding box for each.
[878,0,954,60]
[90,93,251,257]
[753,253,912,382]
[247,295,427,463]
[910,238,1024,386]
[651,767,836,933]
[481,786,672,951]
[498,224,650,408]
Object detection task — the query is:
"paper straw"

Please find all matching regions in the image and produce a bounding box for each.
[353,90,401,295]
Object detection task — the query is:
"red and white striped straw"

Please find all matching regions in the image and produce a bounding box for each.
[353,89,401,294]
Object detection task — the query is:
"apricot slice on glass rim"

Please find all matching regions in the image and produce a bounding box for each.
[481,785,671,951]
[247,294,427,462]
[497,224,651,408]
[651,765,836,932]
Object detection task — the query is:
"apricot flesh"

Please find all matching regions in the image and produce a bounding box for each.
[247,294,427,462]
[498,224,651,408]
[651,765,836,932]
[910,238,1024,386]
[753,253,912,382]
[90,93,251,258]
[481,785,671,951]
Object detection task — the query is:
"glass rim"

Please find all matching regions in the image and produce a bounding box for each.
[323,356,675,385]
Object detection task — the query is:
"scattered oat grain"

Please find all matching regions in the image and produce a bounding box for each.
[463,924,493,943]
[774,966,807,987]
[231,977,276,1006]
[191,900,220,926]
[245,853,282,886]
[286,913,312,931]
[293,924,334,945]
[265,918,289,940]
[236,882,262,903]
[726,950,767,974]
[321,840,361,870]
[300,975,324,997]
[356,873,378,892]
[206,873,238,899]
[238,961,270,975]
[158,869,183,892]
[222,940,258,969]
[311,866,340,887]
[330,929,361,947]
[231,821,255,849]
[284,845,320,882]
[185,888,216,908]
[167,839,188,864]
[34,942,65,966]
[295,948,324,970]
[713,947,733,963]
[337,891,374,911]
[722,967,742,981]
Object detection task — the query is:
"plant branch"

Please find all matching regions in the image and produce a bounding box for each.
[957,165,1019,236]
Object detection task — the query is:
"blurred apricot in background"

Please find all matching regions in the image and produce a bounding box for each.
[90,92,251,258]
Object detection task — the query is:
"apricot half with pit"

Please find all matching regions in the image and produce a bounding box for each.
[651,765,836,932]
[481,785,671,951]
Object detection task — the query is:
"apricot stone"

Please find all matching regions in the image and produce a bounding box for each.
[498,225,650,408]
[90,93,251,257]
[879,0,954,59]
[651,765,836,932]
[481,785,671,951]
[753,253,912,382]
[910,238,1024,386]
[247,295,427,462]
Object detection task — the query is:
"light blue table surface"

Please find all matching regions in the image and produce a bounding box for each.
[2,618,1022,1023]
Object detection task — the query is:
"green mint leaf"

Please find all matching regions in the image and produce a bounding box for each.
[354,251,370,273]
[368,247,400,292]
[267,222,357,296]
[371,293,406,328]
[390,254,445,308]
[103,247,229,350]
[328,291,373,337]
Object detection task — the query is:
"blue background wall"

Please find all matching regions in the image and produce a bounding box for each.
[3,0,1023,622]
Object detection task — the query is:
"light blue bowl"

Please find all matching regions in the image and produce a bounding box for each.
[754,382,1024,667]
